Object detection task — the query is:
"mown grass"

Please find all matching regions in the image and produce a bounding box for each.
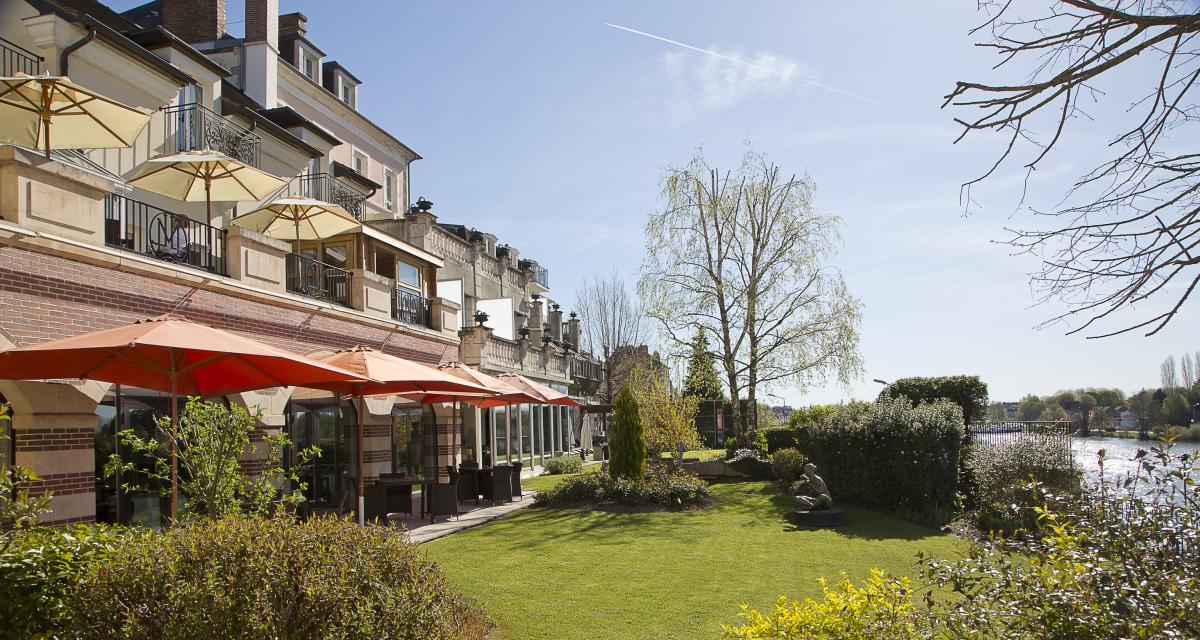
[424,480,961,640]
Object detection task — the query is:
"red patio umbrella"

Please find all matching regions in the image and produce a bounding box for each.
[310,347,495,525]
[0,314,370,517]
[496,373,582,407]
[408,362,540,407]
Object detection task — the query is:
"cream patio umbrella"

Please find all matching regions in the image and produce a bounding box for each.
[126,150,288,225]
[0,73,152,158]
[230,197,361,241]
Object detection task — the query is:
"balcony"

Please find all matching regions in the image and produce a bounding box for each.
[162,103,261,166]
[285,253,353,307]
[1,37,41,76]
[104,193,227,275]
[291,173,371,220]
[518,258,549,288]
[391,287,432,327]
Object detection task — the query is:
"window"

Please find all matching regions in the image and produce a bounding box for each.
[323,243,350,269]
[396,260,420,289]
[391,407,425,476]
[340,81,353,106]
[383,170,396,211]
[352,150,367,175]
[303,54,316,80]
[374,247,396,279]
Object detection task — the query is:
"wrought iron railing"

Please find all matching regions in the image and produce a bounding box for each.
[103,194,227,275]
[1,37,41,76]
[292,173,370,220]
[162,103,261,166]
[391,287,431,327]
[285,253,352,307]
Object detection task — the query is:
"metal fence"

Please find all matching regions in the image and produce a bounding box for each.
[104,194,226,275]
[285,252,352,307]
[391,287,431,327]
[1,37,41,76]
[162,103,261,166]
[293,173,370,220]
[967,420,1076,450]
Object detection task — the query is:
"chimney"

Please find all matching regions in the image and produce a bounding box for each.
[278,12,307,38]
[245,0,279,49]
[242,0,279,108]
[162,0,226,44]
[548,304,563,342]
[528,296,544,345]
[567,313,581,350]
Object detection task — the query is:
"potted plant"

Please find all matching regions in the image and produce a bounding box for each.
[473,310,489,326]
[496,244,510,258]
[415,196,434,212]
[518,325,530,338]
[541,334,553,346]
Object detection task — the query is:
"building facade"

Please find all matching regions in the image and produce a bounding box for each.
[0,0,601,526]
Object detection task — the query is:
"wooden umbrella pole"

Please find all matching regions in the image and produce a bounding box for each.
[41,82,52,159]
[169,360,179,522]
[205,177,212,226]
[357,392,365,526]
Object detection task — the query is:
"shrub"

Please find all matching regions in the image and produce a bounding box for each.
[878,375,987,425]
[967,434,1080,534]
[921,443,1200,639]
[761,426,798,453]
[535,464,710,508]
[0,524,130,639]
[795,397,964,524]
[722,570,926,639]
[787,404,840,428]
[725,448,773,479]
[63,515,489,639]
[609,384,646,480]
[770,448,806,481]
[543,454,584,475]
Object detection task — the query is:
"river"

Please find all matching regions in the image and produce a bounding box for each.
[1073,436,1200,484]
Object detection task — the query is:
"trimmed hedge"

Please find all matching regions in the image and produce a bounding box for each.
[534,464,710,508]
[878,376,987,426]
[543,455,584,475]
[795,397,965,524]
[761,427,798,453]
[725,449,773,479]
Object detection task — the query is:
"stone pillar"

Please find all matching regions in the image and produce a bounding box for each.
[567,313,581,350]
[528,297,544,345]
[243,0,280,108]
[1,379,106,525]
[548,304,563,342]
[457,324,492,368]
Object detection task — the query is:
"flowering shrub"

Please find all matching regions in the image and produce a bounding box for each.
[543,454,584,475]
[967,433,1079,534]
[725,448,773,479]
[722,570,924,639]
[534,464,710,508]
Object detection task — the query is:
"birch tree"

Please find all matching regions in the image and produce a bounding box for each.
[639,147,862,445]
[574,269,643,402]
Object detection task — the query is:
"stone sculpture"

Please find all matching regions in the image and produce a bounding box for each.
[793,463,832,511]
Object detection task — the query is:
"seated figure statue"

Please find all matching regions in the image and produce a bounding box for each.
[793,463,833,511]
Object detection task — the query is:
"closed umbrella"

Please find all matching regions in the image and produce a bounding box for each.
[126,151,288,225]
[0,73,151,158]
[230,197,361,241]
[310,347,495,525]
[0,314,370,518]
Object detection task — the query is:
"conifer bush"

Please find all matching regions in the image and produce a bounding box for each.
[608,384,646,480]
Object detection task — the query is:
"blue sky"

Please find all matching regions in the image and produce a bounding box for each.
[115,1,1195,406]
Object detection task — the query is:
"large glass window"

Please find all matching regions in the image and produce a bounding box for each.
[520,404,532,464]
[391,406,422,476]
[323,243,350,269]
[288,394,355,509]
[494,406,508,463]
[397,261,420,289]
[94,386,172,528]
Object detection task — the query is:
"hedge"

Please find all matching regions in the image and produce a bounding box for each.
[761,426,798,453]
[878,376,987,426]
[795,397,965,525]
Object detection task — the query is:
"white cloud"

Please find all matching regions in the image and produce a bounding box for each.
[660,47,813,114]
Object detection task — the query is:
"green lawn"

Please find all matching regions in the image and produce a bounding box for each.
[424,480,961,640]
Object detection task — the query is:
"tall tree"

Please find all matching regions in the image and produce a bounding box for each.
[1162,355,1180,392]
[640,147,862,445]
[682,329,724,400]
[947,1,1200,337]
[574,269,643,403]
[630,367,701,461]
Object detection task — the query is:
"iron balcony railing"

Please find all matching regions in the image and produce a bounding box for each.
[391,287,431,327]
[162,103,261,166]
[285,253,353,308]
[293,173,371,220]
[103,194,227,276]
[0,37,42,76]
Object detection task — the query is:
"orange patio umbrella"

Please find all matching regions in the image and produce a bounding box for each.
[497,373,582,407]
[0,314,370,517]
[310,347,495,524]
[408,362,540,407]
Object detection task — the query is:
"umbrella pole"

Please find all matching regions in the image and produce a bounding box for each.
[42,84,51,159]
[357,393,365,527]
[169,368,178,522]
[205,178,212,226]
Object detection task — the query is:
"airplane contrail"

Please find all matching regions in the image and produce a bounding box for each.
[604,22,928,119]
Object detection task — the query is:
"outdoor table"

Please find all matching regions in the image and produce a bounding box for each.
[376,476,433,521]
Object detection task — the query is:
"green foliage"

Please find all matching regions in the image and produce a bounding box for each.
[878,375,987,425]
[795,397,965,524]
[1163,391,1192,426]
[630,367,701,459]
[967,435,1080,535]
[751,429,769,452]
[682,328,725,400]
[722,570,925,640]
[0,403,51,537]
[725,448,773,479]
[769,448,806,481]
[535,464,710,508]
[787,404,839,428]
[609,384,646,480]
[0,524,129,639]
[103,398,317,520]
[64,515,489,639]
[543,454,584,475]
[921,443,1200,639]
[762,426,798,453]
[1036,403,1069,422]
[1016,394,1046,421]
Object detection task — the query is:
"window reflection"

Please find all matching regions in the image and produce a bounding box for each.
[94,386,171,528]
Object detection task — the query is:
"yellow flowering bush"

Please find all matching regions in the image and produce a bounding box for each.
[721,569,925,640]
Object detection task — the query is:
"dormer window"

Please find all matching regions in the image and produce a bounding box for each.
[303,54,316,80]
[340,81,354,106]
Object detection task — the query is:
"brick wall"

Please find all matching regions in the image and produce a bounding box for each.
[245,0,279,48]
[162,0,226,44]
